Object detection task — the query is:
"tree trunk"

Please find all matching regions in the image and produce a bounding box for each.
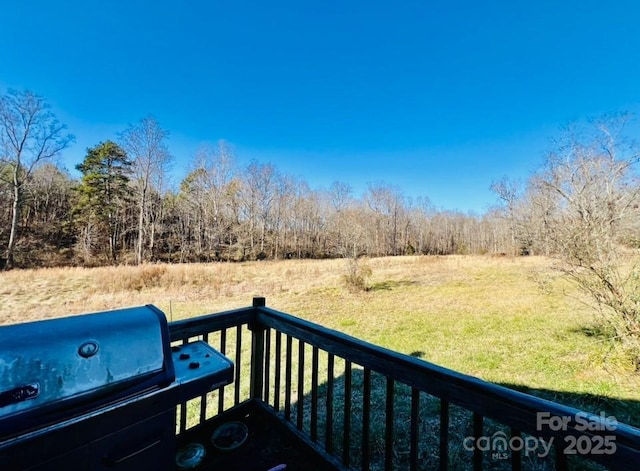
[149,221,156,261]
[5,179,20,270]
[136,193,145,265]
[109,230,117,264]
[108,211,117,264]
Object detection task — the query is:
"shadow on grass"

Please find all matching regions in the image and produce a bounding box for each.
[570,324,615,341]
[500,382,640,429]
[368,280,418,292]
[279,369,639,471]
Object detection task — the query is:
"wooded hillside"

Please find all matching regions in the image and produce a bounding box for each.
[2,91,639,270]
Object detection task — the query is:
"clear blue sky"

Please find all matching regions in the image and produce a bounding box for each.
[2,1,639,213]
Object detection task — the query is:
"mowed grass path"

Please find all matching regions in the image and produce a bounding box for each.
[1,255,639,425]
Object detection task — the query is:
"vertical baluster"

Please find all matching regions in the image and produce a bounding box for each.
[263,328,271,404]
[249,297,266,402]
[326,353,335,454]
[218,329,227,414]
[362,368,371,471]
[297,340,305,431]
[439,399,449,471]
[473,412,483,471]
[179,338,188,433]
[274,331,282,411]
[311,346,319,441]
[285,335,293,420]
[343,360,352,467]
[234,325,242,406]
[510,428,522,471]
[410,388,420,471]
[179,403,187,433]
[556,443,569,471]
[199,332,209,424]
[384,377,394,471]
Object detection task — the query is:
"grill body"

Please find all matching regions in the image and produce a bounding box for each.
[0,305,233,471]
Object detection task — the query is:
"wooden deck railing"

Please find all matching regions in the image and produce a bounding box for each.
[169,298,640,470]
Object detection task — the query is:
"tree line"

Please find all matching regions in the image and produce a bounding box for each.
[2,90,639,275]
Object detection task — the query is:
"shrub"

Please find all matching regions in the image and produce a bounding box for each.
[124,264,168,291]
[342,257,372,292]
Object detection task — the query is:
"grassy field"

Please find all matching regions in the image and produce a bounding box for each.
[1,255,639,429]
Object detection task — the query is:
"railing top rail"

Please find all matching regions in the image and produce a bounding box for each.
[169,306,255,341]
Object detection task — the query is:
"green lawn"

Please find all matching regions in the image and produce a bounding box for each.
[265,256,640,428]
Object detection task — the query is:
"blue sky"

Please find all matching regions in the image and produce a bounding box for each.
[2,1,639,213]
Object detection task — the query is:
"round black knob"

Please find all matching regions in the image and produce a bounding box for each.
[78,341,99,358]
[179,353,191,360]
[189,361,200,369]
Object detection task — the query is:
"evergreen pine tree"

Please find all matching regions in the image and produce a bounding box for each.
[75,141,132,263]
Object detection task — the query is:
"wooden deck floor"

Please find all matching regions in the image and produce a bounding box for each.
[175,400,345,471]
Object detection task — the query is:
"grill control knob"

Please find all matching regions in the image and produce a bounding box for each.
[189,361,200,369]
[78,341,99,358]
[179,353,191,360]
[176,442,206,470]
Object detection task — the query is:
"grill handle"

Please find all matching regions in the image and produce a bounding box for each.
[102,437,163,467]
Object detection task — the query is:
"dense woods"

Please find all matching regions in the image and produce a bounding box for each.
[0,91,518,268]
[0,140,514,267]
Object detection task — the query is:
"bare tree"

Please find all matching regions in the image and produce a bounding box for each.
[0,90,73,269]
[339,204,369,258]
[365,183,405,256]
[270,174,293,259]
[534,115,640,367]
[244,161,278,257]
[194,140,237,259]
[490,176,520,255]
[329,181,352,212]
[327,181,353,256]
[119,116,171,264]
[26,163,76,255]
[408,196,433,254]
[520,175,556,256]
[27,163,75,228]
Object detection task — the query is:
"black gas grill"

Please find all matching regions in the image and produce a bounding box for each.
[0,305,233,471]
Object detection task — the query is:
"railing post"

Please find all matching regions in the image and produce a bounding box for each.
[249,297,266,400]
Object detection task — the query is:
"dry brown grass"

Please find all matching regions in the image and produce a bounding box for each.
[0,258,349,325]
[0,255,546,325]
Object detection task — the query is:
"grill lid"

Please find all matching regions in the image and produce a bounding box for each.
[0,305,175,435]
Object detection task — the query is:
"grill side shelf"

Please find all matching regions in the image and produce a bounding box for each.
[171,340,234,402]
